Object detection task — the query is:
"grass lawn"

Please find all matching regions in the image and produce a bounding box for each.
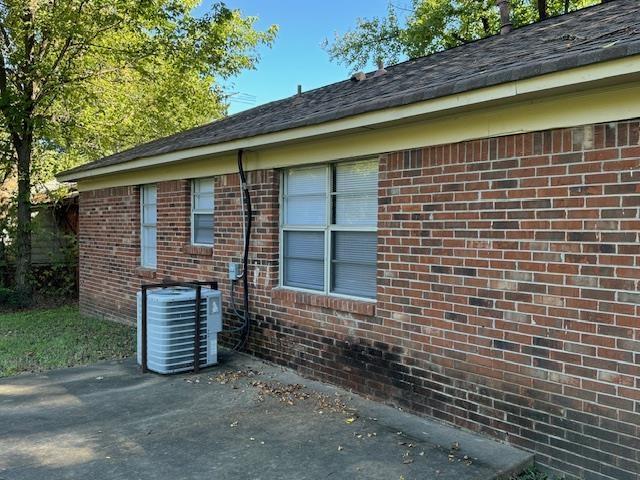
[0,305,135,377]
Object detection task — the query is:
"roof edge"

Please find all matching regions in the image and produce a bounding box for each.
[58,53,640,183]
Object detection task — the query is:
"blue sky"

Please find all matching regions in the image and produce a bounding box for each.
[199,1,402,114]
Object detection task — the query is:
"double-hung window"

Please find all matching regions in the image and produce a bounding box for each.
[281,159,378,299]
[140,184,157,269]
[191,178,214,245]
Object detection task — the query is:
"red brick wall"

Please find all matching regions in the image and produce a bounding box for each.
[79,186,140,322]
[79,172,281,329]
[79,119,640,480]
[375,121,640,480]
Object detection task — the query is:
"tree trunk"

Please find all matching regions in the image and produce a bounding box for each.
[0,236,6,287]
[14,136,32,294]
[537,0,548,20]
[481,16,490,36]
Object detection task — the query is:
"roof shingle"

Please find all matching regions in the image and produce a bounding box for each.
[62,0,640,178]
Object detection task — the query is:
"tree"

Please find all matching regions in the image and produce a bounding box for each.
[0,1,277,294]
[538,0,548,20]
[324,0,599,72]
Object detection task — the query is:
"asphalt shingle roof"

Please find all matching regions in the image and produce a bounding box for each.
[62,0,640,178]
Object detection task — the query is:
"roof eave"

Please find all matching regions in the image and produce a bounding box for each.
[57,53,640,183]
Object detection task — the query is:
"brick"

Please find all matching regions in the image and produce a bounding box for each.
[552,152,582,164]
[618,292,640,305]
[453,267,477,277]
[470,297,494,308]
[80,119,640,480]
[492,221,519,229]
[445,311,467,323]
[493,340,519,351]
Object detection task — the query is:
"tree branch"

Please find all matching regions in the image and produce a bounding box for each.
[0,21,21,146]
[0,42,7,95]
[33,0,92,106]
[0,20,11,49]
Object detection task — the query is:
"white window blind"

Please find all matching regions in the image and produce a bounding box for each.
[333,161,378,226]
[141,184,157,269]
[192,178,214,245]
[281,159,378,299]
[283,231,324,290]
[284,166,326,225]
[331,231,377,298]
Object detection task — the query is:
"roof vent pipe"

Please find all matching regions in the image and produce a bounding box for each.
[496,0,512,34]
[373,58,387,77]
[297,84,302,95]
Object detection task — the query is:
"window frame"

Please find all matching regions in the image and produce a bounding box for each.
[279,159,378,301]
[191,177,215,247]
[140,184,157,269]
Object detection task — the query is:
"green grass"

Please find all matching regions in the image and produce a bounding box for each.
[512,467,563,480]
[0,306,135,377]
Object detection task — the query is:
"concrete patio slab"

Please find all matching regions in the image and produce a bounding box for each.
[0,354,533,480]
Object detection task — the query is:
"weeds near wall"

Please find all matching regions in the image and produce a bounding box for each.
[33,232,78,300]
[512,467,564,480]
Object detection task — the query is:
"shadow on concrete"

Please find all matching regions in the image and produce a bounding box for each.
[0,354,533,480]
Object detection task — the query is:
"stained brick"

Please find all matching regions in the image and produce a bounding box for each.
[445,312,467,323]
[618,292,640,304]
[453,267,477,277]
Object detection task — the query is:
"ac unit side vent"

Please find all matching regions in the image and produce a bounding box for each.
[137,287,222,374]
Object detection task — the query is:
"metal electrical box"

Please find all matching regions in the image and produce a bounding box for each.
[228,262,241,280]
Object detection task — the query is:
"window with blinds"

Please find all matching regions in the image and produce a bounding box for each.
[141,184,157,269]
[281,159,378,299]
[192,178,214,245]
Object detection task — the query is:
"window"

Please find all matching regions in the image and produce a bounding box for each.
[141,184,157,269]
[191,178,214,245]
[281,159,378,299]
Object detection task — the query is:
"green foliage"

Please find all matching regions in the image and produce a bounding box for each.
[0,0,277,290]
[325,0,600,71]
[33,231,78,299]
[511,466,564,480]
[48,66,225,169]
[1,187,78,298]
[31,2,278,172]
[0,194,16,277]
[0,286,31,309]
[0,305,135,377]
[322,3,404,75]
[0,0,277,175]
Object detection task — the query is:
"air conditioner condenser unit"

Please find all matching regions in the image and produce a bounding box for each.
[136,286,222,374]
